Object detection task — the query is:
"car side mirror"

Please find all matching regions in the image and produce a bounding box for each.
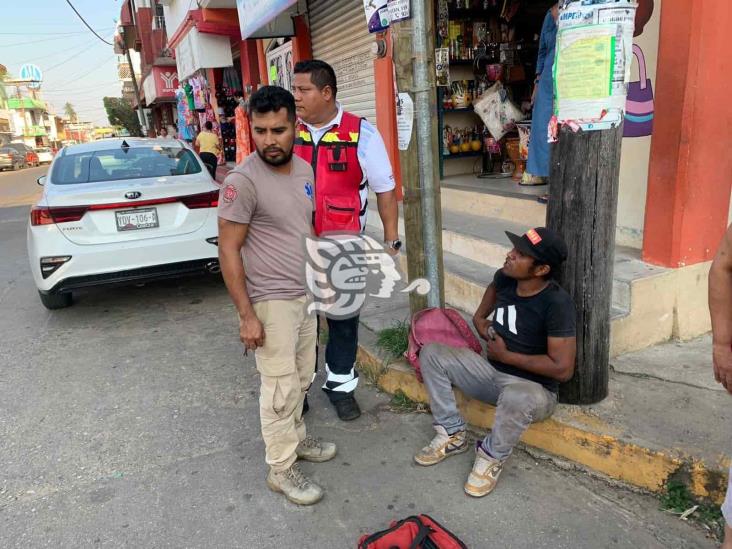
[37,176,46,186]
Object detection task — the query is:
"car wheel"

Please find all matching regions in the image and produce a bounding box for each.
[39,291,72,310]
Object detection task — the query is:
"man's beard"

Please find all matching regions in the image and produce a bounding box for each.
[256,145,294,167]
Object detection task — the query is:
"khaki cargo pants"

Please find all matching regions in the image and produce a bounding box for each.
[252,296,316,472]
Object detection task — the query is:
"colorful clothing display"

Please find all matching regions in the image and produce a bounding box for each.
[235,102,252,164]
[175,88,194,140]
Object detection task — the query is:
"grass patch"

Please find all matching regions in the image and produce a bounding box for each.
[376,320,410,361]
[659,479,724,540]
[389,390,429,414]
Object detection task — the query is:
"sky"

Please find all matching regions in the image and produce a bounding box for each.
[1,0,125,126]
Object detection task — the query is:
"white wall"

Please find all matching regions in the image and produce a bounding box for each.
[163,0,191,39]
[615,1,662,249]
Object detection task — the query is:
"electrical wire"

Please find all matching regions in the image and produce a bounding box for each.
[64,0,115,46]
[62,54,118,83]
[3,38,99,66]
[0,28,114,36]
[43,40,105,73]
[0,35,104,48]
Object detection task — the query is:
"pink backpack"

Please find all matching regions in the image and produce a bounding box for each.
[405,308,483,382]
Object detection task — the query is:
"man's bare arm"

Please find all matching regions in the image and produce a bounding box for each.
[218,218,252,316]
[487,335,577,383]
[218,218,264,350]
[376,190,399,243]
[709,224,732,393]
[473,283,497,341]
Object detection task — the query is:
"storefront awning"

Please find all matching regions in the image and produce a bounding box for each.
[175,27,234,80]
[236,0,297,39]
[142,67,180,104]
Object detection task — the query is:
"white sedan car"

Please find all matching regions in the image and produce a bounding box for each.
[35,147,54,164]
[28,138,221,309]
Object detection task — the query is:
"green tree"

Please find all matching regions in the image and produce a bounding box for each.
[102,97,142,137]
[64,102,78,122]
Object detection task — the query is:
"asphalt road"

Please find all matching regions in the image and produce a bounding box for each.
[0,166,716,548]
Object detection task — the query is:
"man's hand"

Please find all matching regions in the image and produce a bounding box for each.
[713,343,732,394]
[486,332,508,362]
[474,316,492,342]
[239,313,265,351]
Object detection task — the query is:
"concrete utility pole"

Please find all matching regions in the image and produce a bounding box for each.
[546,116,624,405]
[390,0,445,313]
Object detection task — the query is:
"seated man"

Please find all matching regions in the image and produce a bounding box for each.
[415,227,577,497]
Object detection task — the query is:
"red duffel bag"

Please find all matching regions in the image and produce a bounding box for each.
[358,514,468,549]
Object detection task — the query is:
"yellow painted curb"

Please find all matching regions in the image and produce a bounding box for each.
[357,345,729,504]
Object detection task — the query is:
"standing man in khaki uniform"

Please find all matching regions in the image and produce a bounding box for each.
[218,86,336,506]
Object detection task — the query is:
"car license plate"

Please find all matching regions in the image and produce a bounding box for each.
[115,208,159,231]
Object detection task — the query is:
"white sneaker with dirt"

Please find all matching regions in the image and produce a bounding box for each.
[414,424,469,466]
[464,445,504,497]
[266,463,324,505]
[296,435,337,463]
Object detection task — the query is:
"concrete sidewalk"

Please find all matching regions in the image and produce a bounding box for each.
[355,293,730,505]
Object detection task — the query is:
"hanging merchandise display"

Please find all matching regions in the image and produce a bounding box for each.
[235,90,252,164]
[553,0,637,131]
[215,67,245,163]
[175,87,195,140]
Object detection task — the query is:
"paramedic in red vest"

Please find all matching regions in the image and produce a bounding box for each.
[293,59,400,421]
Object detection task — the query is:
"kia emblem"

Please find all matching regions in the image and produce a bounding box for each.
[125,191,142,199]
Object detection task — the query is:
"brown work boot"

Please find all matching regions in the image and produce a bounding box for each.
[296,435,337,463]
[414,424,469,466]
[266,463,324,506]
[464,444,504,497]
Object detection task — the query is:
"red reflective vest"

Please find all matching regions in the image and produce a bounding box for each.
[293,111,365,236]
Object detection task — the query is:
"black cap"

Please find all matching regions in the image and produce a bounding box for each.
[505,227,568,269]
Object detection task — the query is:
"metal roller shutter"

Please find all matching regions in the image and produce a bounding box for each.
[307,0,377,124]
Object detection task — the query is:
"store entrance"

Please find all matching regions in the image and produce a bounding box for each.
[436,0,556,201]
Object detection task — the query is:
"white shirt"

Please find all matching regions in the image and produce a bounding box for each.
[301,103,396,194]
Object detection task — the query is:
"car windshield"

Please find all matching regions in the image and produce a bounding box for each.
[50,145,202,184]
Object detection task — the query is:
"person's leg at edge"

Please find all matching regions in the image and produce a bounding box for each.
[293,304,336,463]
[722,466,732,548]
[254,299,324,505]
[416,344,501,466]
[200,152,217,179]
[323,314,361,421]
[464,376,556,498]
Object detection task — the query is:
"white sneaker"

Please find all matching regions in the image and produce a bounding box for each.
[464,445,504,497]
[414,424,469,466]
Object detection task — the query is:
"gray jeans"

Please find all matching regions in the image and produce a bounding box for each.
[420,343,557,461]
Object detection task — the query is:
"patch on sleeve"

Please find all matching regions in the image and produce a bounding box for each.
[526,229,542,245]
[222,184,238,203]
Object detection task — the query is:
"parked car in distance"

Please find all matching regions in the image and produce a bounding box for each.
[7,142,39,167]
[0,147,28,171]
[35,147,54,164]
[28,138,221,309]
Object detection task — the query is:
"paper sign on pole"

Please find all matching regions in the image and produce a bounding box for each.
[553,0,636,131]
[388,0,411,23]
[396,93,414,150]
[363,0,390,33]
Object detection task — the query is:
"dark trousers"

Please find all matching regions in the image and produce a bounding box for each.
[200,152,217,179]
[318,315,360,403]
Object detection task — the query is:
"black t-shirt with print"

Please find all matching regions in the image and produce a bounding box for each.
[489,269,576,392]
